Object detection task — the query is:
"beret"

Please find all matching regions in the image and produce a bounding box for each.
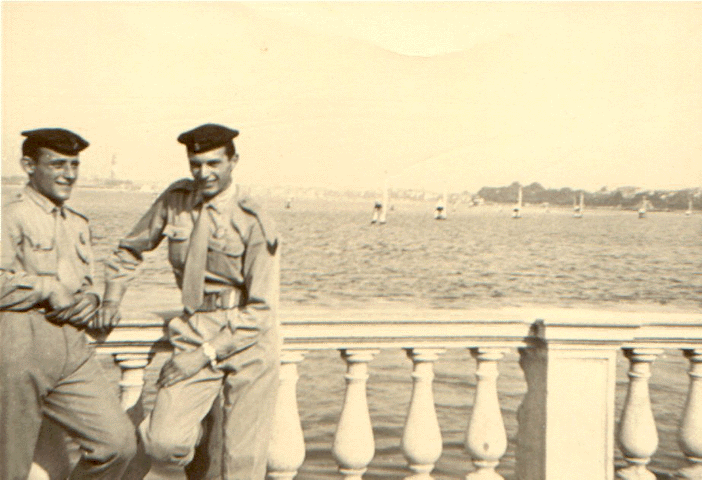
[177,123,239,153]
[21,128,89,155]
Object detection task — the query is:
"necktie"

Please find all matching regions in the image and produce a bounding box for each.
[54,207,77,290]
[182,204,213,313]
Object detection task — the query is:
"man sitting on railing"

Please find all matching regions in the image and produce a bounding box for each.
[0,128,137,480]
[101,123,280,480]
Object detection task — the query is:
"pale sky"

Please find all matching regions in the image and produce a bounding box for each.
[2,2,701,193]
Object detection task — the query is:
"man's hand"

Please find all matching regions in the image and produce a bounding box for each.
[47,282,76,312]
[46,293,99,327]
[157,349,211,389]
[93,299,122,331]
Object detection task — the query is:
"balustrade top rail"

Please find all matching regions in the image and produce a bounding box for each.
[95,305,702,352]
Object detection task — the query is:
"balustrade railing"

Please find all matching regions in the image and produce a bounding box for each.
[30,307,702,480]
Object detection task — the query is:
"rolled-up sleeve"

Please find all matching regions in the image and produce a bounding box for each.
[105,191,170,290]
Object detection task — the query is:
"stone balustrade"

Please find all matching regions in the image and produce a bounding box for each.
[30,306,702,480]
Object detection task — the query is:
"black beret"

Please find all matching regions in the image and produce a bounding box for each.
[177,123,239,153]
[21,128,89,155]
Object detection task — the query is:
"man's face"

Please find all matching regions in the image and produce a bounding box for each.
[23,147,79,205]
[188,145,237,199]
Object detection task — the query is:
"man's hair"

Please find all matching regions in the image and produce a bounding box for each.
[21,138,42,162]
[188,141,236,159]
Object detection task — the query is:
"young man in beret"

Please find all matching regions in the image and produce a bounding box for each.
[0,128,137,480]
[102,123,280,479]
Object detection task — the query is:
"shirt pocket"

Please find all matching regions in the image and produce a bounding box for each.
[21,232,56,275]
[207,235,245,281]
[164,224,190,268]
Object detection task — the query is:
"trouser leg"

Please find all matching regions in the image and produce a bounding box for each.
[222,344,280,480]
[0,350,45,480]
[185,393,224,480]
[0,310,58,480]
[42,354,137,480]
[140,364,224,479]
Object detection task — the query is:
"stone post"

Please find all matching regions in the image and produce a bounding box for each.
[677,349,702,480]
[268,350,307,480]
[515,313,638,480]
[402,348,445,480]
[332,349,378,480]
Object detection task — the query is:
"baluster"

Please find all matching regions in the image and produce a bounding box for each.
[677,349,702,480]
[402,348,445,480]
[268,350,307,480]
[617,348,663,480]
[465,348,508,480]
[332,349,378,480]
[114,353,152,410]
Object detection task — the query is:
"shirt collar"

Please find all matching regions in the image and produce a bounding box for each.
[23,184,65,215]
[195,181,238,214]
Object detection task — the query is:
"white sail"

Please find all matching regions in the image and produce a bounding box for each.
[379,178,389,224]
[512,185,522,218]
[686,198,693,216]
[638,197,647,218]
[434,189,447,220]
[574,192,584,218]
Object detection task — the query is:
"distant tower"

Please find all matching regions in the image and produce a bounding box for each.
[110,155,117,181]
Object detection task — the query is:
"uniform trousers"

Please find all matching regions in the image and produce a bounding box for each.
[140,309,279,480]
[0,310,137,480]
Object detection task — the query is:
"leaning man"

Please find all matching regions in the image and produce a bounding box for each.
[102,123,280,479]
[0,128,137,480]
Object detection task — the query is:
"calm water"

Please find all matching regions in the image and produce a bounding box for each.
[3,186,701,478]
[5,186,697,311]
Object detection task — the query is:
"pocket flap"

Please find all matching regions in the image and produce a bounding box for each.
[208,236,245,257]
[163,225,190,241]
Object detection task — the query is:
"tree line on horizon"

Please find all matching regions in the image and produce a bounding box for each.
[477,182,700,211]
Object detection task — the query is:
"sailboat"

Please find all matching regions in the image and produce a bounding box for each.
[372,178,389,224]
[379,178,388,224]
[512,185,522,219]
[573,192,584,218]
[434,190,447,220]
[685,198,693,216]
[638,198,648,219]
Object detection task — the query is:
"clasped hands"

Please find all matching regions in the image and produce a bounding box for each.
[45,282,121,330]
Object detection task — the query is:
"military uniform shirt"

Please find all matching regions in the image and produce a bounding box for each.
[1,184,94,310]
[105,179,279,366]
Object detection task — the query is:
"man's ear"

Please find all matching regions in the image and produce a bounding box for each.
[21,156,36,175]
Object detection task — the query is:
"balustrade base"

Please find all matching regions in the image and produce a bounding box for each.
[616,464,657,480]
[465,467,505,480]
[676,463,702,480]
[339,468,367,480]
[267,470,299,480]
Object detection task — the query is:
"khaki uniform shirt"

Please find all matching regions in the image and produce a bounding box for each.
[106,179,279,368]
[0,184,95,373]
[1,185,94,310]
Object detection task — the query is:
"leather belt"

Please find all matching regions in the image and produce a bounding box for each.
[195,289,238,312]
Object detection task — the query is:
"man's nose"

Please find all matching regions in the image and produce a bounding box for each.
[62,164,78,179]
[201,164,216,177]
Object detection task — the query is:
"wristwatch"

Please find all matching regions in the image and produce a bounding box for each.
[201,342,217,368]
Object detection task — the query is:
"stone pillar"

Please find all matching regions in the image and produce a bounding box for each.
[515,316,636,480]
[402,348,445,480]
[332,349,378,480]
[465,348,508,480]
[677,349,702,480]
[268,350,307,480]
[114,352,152,410]
[616,348,662,480]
